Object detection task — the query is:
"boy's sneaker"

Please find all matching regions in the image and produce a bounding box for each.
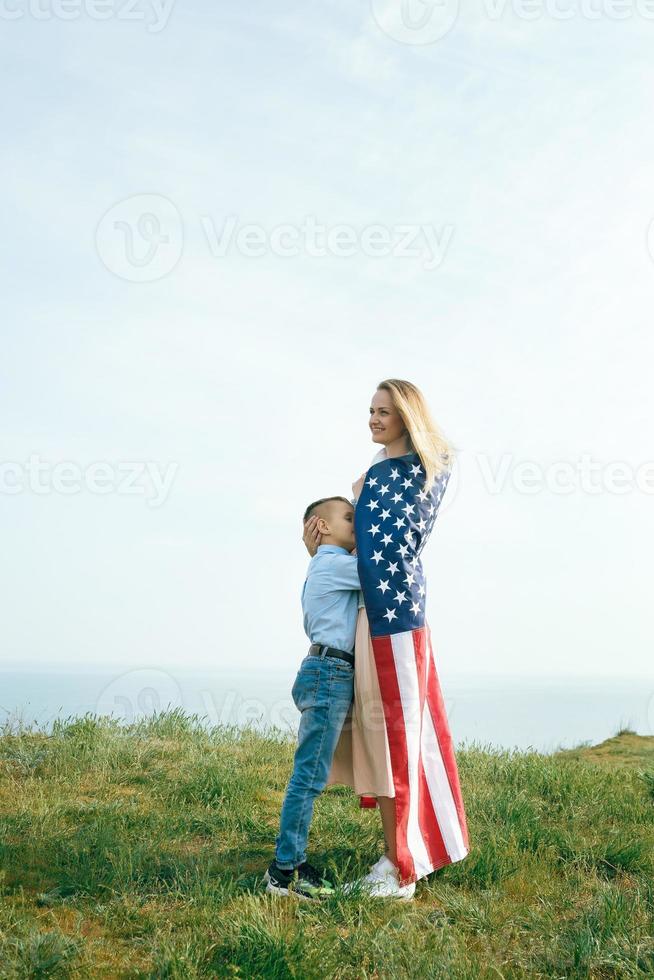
[342,854,416,901]
[264,860,335,901]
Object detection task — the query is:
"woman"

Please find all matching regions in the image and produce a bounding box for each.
[303,378,469,900]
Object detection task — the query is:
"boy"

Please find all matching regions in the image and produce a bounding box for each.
[264,495,363,900]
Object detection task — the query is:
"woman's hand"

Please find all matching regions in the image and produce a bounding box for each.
[302,514,322,557]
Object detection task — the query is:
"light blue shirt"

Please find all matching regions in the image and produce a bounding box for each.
[301,544,364,653]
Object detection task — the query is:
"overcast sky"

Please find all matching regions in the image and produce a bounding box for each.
[1,1,652,682]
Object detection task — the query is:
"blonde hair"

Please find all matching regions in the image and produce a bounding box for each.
[376,378,455,492]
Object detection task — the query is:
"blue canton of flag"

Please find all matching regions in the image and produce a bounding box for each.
[354,452,450,639]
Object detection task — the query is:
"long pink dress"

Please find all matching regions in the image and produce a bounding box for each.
[327,602,395,798]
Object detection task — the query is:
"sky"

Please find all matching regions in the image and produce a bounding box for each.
[1,1,652,684]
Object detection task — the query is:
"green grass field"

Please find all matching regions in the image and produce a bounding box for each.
[0,710,652,978]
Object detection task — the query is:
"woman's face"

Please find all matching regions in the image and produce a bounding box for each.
[369,389,406,447]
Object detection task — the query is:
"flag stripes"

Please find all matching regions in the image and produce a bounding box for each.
[371,624,469,886]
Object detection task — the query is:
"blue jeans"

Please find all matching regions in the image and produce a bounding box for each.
[275,651,354,869]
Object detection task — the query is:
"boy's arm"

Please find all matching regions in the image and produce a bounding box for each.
[327,552,361,591]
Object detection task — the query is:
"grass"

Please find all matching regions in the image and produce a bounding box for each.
[558,730,654,770]
[0,709,652,978]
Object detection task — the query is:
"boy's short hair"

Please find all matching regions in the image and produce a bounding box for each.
[303,495,352,524]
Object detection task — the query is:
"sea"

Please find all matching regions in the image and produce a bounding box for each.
[1,664,651,753]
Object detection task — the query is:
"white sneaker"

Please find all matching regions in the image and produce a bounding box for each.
[343,855,415,901]
[368,854,389,875]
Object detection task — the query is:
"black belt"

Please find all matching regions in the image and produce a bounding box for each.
[308,643,354,667]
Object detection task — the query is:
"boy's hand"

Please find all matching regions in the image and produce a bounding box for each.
[302,515,322,556]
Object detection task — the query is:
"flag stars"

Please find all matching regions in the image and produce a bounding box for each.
[363,467,440,632]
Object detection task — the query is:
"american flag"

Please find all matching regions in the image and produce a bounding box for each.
[355,452,469,886]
